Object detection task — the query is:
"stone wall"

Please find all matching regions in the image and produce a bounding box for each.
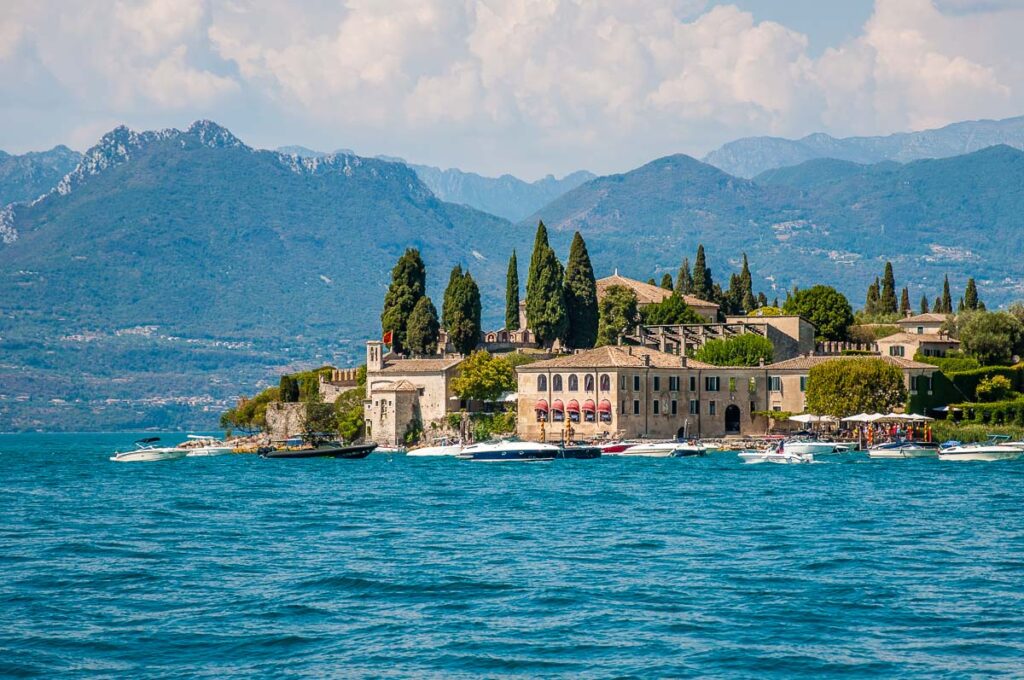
[265,402,306,441]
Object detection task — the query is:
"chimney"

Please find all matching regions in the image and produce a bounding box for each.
[643,354,650,367]
[627,346,633,356]
[759,357,765,367]
[680,355,688,368]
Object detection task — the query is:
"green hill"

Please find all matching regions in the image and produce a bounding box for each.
[0,145,81,206]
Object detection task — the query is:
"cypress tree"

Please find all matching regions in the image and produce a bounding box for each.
[865,278,880,315]
[647,278,657,286]
[692,244,713,301]
[442,264,463,330]
[505,250,520,331]
[942,275,952,314]
[739,254,755,312]
[444,268,481,355]
[957,297,965,313]
[899,287,911,316]
[675,258,693,295]
[563,231,599,349]
[880,262,898,314]
[660,273,674,290]
[279,375,299,403]
[381,248,426,353]
[933,296,942,314]
[964,277,979,310]
[406,296,440,355]
[757,292,768,308]
[525,221,568,346]
[920,294,929,315]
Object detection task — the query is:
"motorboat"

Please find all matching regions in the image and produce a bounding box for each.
[182,435,233,456]
[868,440,940,459]
[260,442,377,459]
[614,441,683,457]
[938,435,1024,462]
[461,439,559,462]
[557,445,602,459]
[110,437,188,462]
[407,438,463,457]
[670,442,708,457]
[596,441,636,454]
[738,441,813,464]
[374,445,408,455]
[784,438,851,456]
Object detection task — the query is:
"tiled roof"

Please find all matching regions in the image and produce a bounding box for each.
[765,354,936,370]
[596,274,718,309]
[378,356,463,374]
[876,332,959,345]
[898,313,948,324]
[517,345,715,370]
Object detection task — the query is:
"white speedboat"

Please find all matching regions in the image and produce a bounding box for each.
[784,439,848,456]
[670,442,709,457]
[738,442,813,464]
[938,435,1024,462]
[615,441,682,457]
[374,445,408,454]
[407,438,463,457]
[183,435,233,456]
[456,439,558,462]
[110,437,188,462]
[868,441,940,459]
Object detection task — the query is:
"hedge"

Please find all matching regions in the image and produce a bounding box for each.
[952,398,1024,427]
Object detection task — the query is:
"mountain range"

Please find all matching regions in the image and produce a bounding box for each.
[0,145,81,206]
[703,115,1024,178]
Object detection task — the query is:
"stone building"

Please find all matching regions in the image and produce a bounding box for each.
[363,341,464,446]
[596,273,719,322]
[318,368,361,404]
[875,332,960,360]
[897,313,948,336]
[515,347,939,442]
[623,315,815,361]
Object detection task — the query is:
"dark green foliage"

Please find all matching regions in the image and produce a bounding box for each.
[954,310,1024,366]
[942,275,953,314]
[913,351,981,374]
[406,295,440,355]
[783,285,854,341]
[443,267,482,355]
[505,250,520,331]
[805,358,907,416]
[975,375,1015,402]
[450,350,516,402]
[880,261,898,314]
[934,296,942,313]
[691,244,714,301]
[334,387,365,443]
[694,334,773,366]
[563,232,599,349]
[675,258,693,295]
[952,398,1024,427]
[964,277,980,310]
[739,254,756,312]
[757,292,768,308]
[660,273,674,290]
[647,278,656,286]
[525,221,568,346]
[864,277,880,315]
[920,294,929,314]
[300,390,337,445]
[640,292,705,325]
[381,248,426,354]
[219,387,280,432]
[596,285,639,346]
[900,287,910,316]
[279,375,300,403]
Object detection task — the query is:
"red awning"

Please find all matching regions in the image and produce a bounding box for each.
[551,399,565,412]
[582,399,596,412]
[566,399,580,413]
[535,399,549,412]
[598,399,612,413]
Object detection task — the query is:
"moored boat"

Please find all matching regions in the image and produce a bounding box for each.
[407,438,463,457]
[557,445,602,459]
[938,435,1024,462]
[462,439,559,462]
[868,440,940,459]
[738,441,813,464]
[182,435,233,456]
[784,439,847,456]
[374,445,408,455]
[110,438,188,463]
[615,441,681,457]
[670,442,708,457]
[260,443,377,459]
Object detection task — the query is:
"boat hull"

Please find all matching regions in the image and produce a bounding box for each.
[469,449,556,462]
[670,446,707,458]
[261,444,377,459]
[557,446,602,459]
[868,445,939,459]
[185,446,233,457]
[110,448,188,462]
[785,442,842,456]
[407,444,463,457]
[738,451,813,464]
[938,447,1024,462]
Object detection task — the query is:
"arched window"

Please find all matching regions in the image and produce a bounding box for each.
[537,374,547,391]
[568,374,579,391]
[552,374,563,391]
[584,374,595,391]
[600,374,611,391]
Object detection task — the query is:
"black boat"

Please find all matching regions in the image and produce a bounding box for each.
[557,445,602,459]
[260,443,377,459]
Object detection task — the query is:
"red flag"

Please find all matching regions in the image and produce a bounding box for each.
[382,330,393,345]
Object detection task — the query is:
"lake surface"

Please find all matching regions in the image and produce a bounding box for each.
[2,433,1023,678]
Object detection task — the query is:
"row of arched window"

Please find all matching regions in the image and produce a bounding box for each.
[536,374,611,392]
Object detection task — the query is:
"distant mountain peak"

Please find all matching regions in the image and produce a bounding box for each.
[186,120,245,149]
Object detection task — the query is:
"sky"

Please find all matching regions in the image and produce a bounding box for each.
[1,0,1023,179]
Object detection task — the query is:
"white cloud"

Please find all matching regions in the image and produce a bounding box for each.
[1,0,1023,177]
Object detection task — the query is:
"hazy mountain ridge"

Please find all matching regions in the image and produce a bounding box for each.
[703,115,1024,178]
[0,145,81,206]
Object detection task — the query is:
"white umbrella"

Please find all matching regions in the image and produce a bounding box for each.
[902,413,934,422]
[819,415,840,423]
[841,413,872,422]
[865,413,887,422]
[789,414,822,424]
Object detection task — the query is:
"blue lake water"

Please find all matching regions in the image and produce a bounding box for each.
[2,432,1023,678]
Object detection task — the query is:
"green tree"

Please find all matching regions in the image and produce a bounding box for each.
[443,267,482,355]
[864,277,880,315]
[300,390,338,445]
[380,248,426,353]
[783,285,854,341]
[675,257,693,295]
[406,295,440,355]
[691,244,714,301]
[694,334,773,366]
[738,253,755,312]
[955,310,1024,366]
[279,375,299,403]
[334,387,365,442]
[899,287,911,316]
[220,387,280,433]
[964,277,980,310]
[933,296,942,314]
[942,275,953,314]
[563,231,599,349]
[757,292,768,308]
[647,277,656,286]
[450,350,516,402]
[880,261,898,314]
[976,375,1015,402]
[525,221,568,346]
[640,292,704,325]
[660,273,674,290]
[805,358,907,416]
[596,285,639,346]
[920,294,929,314]
[505,250,520,331]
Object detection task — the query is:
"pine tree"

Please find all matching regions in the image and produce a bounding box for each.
[920,294,929,315]
[505,250,520,331]
[381,248,426,353]
[880,261,898,314]
[865,278,880,315]
[525,221,568,346]
[691,244,714,301]
[738,254,755,312]
[957,297,965,313]
[444,267,481,355]
[563,231,599,349]
[406,296,440,355]
[675,258,693,295]
[942,275,952,314]
[757,292,768,308]
[899,287,910,316]
[933,296,942,314]
[441,264,463,330]
[726,273,742,314]
[772,297,779,308]
[660,273,673,290]
[964,277,979,310]
[279,375,299,403]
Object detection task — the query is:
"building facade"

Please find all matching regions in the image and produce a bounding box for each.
[596,273,720,322]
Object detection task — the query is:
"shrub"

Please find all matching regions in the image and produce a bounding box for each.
[695,334,773,366]
[805,358,907,416]
[976,375,1015,402]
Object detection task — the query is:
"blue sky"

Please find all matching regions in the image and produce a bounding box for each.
[1,0,1022,178]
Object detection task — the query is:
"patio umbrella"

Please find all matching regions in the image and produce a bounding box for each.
[789,414,822,424]
[841,413,872,422]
